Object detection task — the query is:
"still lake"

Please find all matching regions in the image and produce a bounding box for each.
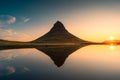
[0,45,120,80]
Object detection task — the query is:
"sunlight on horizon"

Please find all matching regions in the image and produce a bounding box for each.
[1,2,120,43]
[109,36,115,41]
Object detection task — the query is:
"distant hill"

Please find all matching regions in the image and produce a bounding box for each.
[32,21,89,44]
[0,39,16,42]
[0,39,11,43]
[0,39,26,45]
[0,39,8,41]
[104,40,120,44]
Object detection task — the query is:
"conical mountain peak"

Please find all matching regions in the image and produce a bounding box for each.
[33,21,89,43]
[55,21,63,24]
[49,21,68,32]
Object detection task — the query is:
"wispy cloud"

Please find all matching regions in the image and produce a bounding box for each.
[0,21,4,24]
[0,49,35,61]
[6,66,16,75]
[0,15,16,25]
[0,65,16,75]
[0,28,32,41]
[22,17,30,23]
[7,15,16,24]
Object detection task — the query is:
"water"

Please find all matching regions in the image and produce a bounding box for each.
[0,45,120,80]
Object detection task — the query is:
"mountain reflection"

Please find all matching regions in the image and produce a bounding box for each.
[36,44,88,67]
[0,44,90,67]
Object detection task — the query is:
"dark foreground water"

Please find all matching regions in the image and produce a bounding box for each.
[0,45,120,80]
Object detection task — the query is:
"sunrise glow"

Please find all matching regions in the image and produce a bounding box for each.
[109,36,115,41]
[0,0,120,43]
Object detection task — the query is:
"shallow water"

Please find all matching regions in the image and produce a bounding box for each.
[0,45,120,80]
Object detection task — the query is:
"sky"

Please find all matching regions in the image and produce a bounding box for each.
[0,0,120,42]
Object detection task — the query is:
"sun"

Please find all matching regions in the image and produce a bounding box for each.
[109,36,115,41]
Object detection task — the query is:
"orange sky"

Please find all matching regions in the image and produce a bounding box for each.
[28,8,120,42]
[1,2,120,42]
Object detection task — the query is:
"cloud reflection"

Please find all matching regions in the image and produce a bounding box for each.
[0,49,35,61]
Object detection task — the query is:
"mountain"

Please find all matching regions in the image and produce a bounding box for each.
[33,21,89,44]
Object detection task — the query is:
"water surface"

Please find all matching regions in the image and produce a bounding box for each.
[0,45,120,80]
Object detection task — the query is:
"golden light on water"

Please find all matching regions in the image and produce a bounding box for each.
[109,44,116,50]
[108,36,116,50]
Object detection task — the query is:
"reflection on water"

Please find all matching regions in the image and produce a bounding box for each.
[0,45,120,80]
[36,46,80,67]
[109,44,116,50]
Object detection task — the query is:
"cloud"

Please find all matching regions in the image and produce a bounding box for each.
[7,15,16,24]
[0,15,16,25]
[0,21,4,24]
[22,67,30,72]
[0,65,16,75]
[0,28,32,41]
[22,17,30,23]
[0,49,35,61]
[6,66,16,75]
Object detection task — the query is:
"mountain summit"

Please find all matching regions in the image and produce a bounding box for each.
[49,21,68,33]
[33,21,88,43]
